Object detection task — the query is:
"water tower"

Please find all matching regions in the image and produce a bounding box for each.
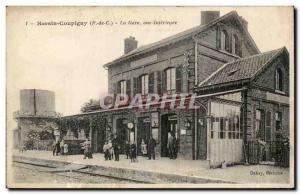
[14,89,60,150]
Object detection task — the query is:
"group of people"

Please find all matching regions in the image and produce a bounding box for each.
[53,132,178,161]
[102,135,121,161]
[52,139,68,156]
[102,134,158,162]
[103,135,137,162]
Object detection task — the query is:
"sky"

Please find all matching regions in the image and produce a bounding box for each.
[6,6,294,130]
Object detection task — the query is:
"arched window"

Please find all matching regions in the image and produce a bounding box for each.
[232,35,239,55]
[220,30,229,52]
[275,68,283,91]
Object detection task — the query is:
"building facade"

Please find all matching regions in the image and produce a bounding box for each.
[59,11,290,166]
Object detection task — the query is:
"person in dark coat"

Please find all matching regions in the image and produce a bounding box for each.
[52,141,57,156]
[130,142,137,163]
[125,141,130,159]
[173,135,179,159]
[112,135,120,161]
[147,135,156,160]
[55,141,61,156]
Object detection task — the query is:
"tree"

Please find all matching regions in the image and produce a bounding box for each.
[80,99,99,113]
[25,130,40,150]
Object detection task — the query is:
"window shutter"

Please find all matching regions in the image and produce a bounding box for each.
[126,79,131,98]
[236,38,242,57]
[260,111,265,141]
[225,32,230,52]
[113,83,117,94]
[228,34,232,53]
[157,71,162,95]
[116,82,121,94]
[216,25,221,49]
[137,76,142,94]
[163,70,167,93]
[176,66,182,93]
[149,72,154,94]
[133,77,138,95]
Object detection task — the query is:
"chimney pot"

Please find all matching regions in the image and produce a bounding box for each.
[239,16,248,29]
[201,11,220,25]
[124,36,138,54]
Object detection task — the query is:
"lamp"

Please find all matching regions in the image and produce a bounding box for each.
[184,119,191,128]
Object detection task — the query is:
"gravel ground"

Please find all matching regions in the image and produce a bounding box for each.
[12,162,139,184]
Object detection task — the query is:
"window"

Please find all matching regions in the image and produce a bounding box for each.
[275,112,282,131]
[275,68,284,91]
[255,109,266,140]
[148,72,155,94]
[119,80,126,94]
[210,101,242,139]
[232,35,239,55]
[227,69,239,77]
[220,30,229,52]
[265,111,272,141]
[141,74,149,95]
[255,109,261,137]
[166,68,176,91]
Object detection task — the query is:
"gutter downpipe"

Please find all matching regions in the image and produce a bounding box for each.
[192,35,198,160]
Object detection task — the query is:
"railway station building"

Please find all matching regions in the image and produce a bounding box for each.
[61,11,290,167]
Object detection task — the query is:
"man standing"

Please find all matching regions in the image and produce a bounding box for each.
[125,140,130,159]
[167,132,174,159]
[147,135,156,160]
[112,134,120,161]
[83,138,93,159]
[60,139,65,155]
[55,140,61,156]
[52,141,57,156]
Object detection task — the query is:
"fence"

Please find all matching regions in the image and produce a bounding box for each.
[245,140,289,167]
[26,139,53,151]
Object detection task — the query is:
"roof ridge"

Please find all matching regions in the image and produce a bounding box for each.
[250,47,286,81]
[198,61,231,86]
[198,47,285,87]
[232,47,283,61]
[125,11,238,56]
[103,11,244,67]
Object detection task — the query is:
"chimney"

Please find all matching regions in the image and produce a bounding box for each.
[124,36,138,54]
[239,16,248,29]
[201,11,220,25]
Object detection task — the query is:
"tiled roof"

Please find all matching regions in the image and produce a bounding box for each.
[103,11,259,67]
[198,47,286,88]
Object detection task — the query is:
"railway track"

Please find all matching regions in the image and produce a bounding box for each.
[13,161,147,184]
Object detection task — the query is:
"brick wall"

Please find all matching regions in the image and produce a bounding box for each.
[253,54,289,95]
[17,117,57,149]
[108,39,195,95]
[197,21,259,58]
[177,110,194,160]
[107,19,260,96]
[244,88,290,142]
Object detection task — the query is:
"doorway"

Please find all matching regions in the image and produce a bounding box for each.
[197,107,207,159]
[116,118,128,154]
[161,114,178,157]
[91,118,106,153]
[137,117,151,155]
